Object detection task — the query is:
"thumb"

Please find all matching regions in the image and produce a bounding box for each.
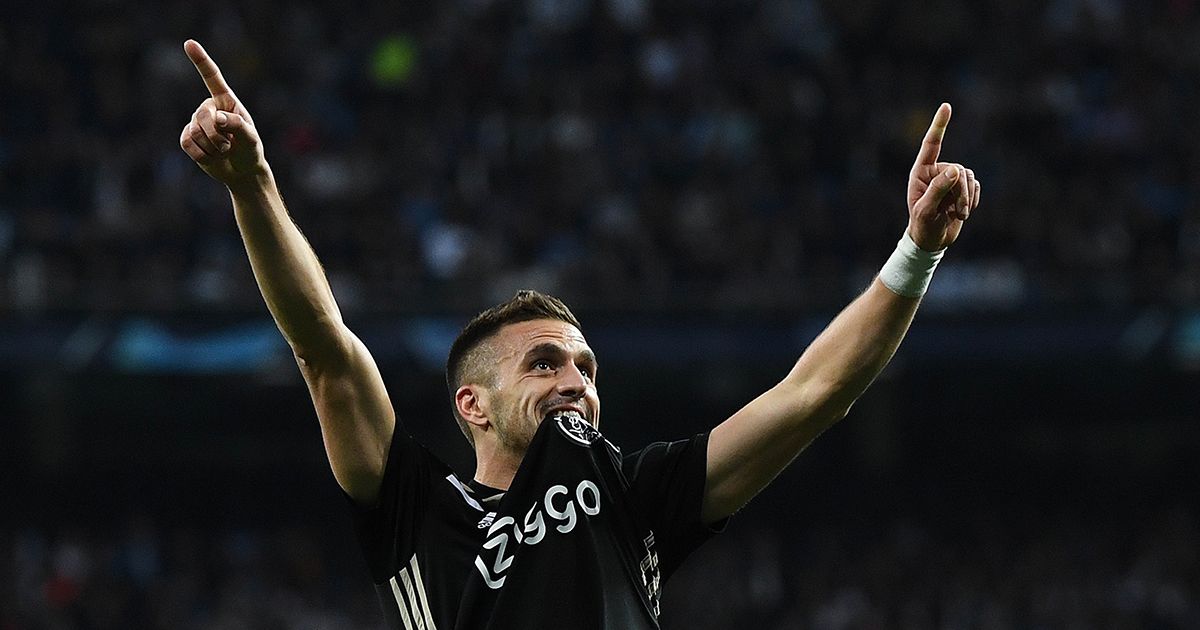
[914,165,960,218]
[215,111,257,145]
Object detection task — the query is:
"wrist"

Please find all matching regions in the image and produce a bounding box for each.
[225,164,275,198]
[878,231,945,298]
[906,224,946,253]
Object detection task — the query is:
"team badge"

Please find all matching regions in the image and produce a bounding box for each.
[553,412,601,446]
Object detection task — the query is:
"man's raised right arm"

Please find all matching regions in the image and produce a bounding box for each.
[179,40,394,506]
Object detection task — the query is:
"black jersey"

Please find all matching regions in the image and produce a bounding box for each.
[350,413,718,629]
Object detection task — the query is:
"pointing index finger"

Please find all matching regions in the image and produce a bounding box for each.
[184,39,235,108]
[914,102,952,168]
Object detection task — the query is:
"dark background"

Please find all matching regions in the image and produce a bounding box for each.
[2,0,1199,628]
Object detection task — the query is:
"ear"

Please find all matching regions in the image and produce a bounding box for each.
[455,384,491,430]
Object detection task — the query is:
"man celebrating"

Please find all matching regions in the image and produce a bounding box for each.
[179,38,979,629]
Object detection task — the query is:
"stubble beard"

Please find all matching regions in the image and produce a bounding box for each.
[492,399,539,456]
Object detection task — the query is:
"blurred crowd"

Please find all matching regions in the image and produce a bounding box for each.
[5,3,1200,627]
[3,505,1196,629]
[0,518,381,630]
[671,505,1199,630]
[4,0,1200,315]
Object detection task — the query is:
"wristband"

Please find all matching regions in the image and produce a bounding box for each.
[878,232,945,298]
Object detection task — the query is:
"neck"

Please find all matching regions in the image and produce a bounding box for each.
[471,440,523,491]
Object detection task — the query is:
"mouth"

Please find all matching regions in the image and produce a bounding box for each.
[544,408,587,424]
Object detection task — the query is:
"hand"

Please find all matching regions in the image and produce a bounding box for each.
[178,40,267,188]
[905,103,981,251]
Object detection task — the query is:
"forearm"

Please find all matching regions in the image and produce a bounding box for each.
[179,40,397,504]
[781,278,919,421]
[228,170,345,358]
[703,104,979,522]
[702,278,920,522]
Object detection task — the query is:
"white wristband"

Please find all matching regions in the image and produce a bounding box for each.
[878,232,945,298]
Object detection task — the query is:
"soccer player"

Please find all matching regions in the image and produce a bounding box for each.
[178,39,979,629]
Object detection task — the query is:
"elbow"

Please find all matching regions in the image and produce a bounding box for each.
[807,396,854,430]
[779,376,860,427]
[289,320,355,370]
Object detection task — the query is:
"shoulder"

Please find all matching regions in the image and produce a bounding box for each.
[622,432,711,480]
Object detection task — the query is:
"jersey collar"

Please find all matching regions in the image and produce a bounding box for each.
[467,478,506,508]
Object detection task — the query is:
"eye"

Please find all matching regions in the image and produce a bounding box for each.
[533,359,553,371]
[579,366,592,379]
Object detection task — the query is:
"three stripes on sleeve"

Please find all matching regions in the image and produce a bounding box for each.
[389,554,437,630]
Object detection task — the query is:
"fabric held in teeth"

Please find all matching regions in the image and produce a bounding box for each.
[349,414,721,629]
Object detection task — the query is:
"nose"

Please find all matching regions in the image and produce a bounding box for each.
[555,363,587,398]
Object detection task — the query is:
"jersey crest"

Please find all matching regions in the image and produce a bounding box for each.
[555,413,602,446]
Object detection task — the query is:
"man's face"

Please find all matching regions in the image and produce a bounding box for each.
[484,319,600,454]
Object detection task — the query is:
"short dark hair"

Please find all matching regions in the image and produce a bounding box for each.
[446,290,583,445]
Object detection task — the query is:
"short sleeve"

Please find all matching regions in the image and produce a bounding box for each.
[347,421,452,582]
[622,432,724,579]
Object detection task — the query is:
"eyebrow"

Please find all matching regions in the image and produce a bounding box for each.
[523,343,599,369]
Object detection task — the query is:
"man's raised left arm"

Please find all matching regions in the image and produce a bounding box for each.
[703,103,981,523]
